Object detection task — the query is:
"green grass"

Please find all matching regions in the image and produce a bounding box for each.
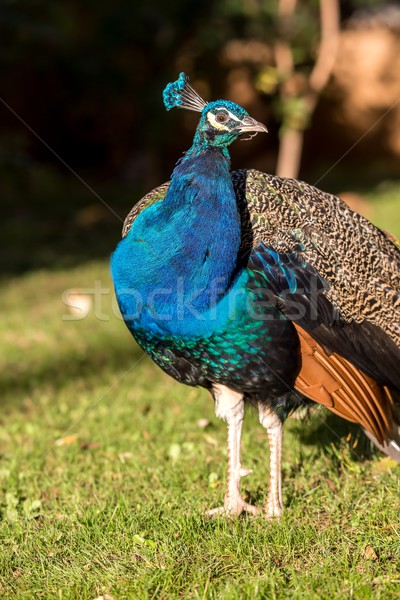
[0,180,399,599]
[367,180,400,241]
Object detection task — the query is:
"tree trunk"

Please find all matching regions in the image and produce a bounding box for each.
[275,0,340,179]
[275,128,304,181]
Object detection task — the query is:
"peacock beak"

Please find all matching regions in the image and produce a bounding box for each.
[238,116,268,134]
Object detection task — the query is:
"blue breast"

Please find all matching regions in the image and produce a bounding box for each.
[111,149,300,398]
[111,148,242,340]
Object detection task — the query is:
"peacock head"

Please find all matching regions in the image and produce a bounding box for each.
[163,73,267,153]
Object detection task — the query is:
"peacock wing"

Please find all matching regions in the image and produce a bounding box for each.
[248,240,400,392]
[247,240,400,444]
[237,168,400,350]
[122,182,170,238]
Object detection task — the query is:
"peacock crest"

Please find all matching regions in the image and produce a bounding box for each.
[163,72,207,113]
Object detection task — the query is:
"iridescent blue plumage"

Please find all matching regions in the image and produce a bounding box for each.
[111,74,292,401]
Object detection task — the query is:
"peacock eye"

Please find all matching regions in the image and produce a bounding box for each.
[216,112,228,123]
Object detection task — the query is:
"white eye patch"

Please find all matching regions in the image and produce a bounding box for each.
[214,107,242,123]
[207,106,244,131]
[207,112,229,131]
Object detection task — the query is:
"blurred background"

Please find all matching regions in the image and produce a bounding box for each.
[1,0,400,276]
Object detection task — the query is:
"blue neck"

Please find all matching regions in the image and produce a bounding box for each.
[186,134,232,161]
[112,146,241,330]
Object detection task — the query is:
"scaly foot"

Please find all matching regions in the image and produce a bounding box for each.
[206,501,259,518]
[206,487,259,518]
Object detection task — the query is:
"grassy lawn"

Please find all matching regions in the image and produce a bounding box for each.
[0,180,399,599]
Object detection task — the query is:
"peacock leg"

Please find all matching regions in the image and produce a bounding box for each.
[207,384,259,518]
[258,403,283,518]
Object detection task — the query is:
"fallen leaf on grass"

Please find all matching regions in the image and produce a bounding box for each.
[363,544,379,561]
[118,452,133,463]
[132,553,145,562]
[203,434,219,447]
[80,441,100,450]
[321,477,336,491]
[133,534,156,548]
[55,434,78,447]
[104,471,122,480]
[23,498,42,516]
[168,443,181,463]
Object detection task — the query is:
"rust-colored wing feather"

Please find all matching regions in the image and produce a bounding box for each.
[294,324,396,445]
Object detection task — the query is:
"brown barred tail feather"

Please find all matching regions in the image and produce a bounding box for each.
[294,325,399,452]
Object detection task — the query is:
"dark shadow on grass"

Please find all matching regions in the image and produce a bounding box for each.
[293,408,375,463]
[0,341,145,408]
[1,169,141,278]
[236,411,377,510]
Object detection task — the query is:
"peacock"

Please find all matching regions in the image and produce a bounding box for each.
[111,73,400,518]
